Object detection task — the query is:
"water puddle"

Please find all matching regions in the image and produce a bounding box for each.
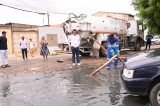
[0,65,151,106]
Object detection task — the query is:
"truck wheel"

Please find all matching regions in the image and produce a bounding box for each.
[119,43,122,50]
[135,42,141,51]
[150,83,160,106]
[99,43,107,57]
[80,52,90,56]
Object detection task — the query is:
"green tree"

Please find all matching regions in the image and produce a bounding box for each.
[132,0,160,34]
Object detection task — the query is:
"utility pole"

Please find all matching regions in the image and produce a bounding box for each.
[39,13,46,26]
[42,16,44,26]
[47,12,50,26]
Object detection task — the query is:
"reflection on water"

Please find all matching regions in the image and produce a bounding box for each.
[0,65,151,106]
[0,75,10,97]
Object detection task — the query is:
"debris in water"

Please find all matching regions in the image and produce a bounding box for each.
[57,59,63,63]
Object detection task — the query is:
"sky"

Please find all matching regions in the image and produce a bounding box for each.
[0,0,136,25]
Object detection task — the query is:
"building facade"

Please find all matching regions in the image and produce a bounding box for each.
[0,23,39,54]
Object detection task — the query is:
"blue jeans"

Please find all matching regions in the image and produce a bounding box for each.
[21,48,28,60]
[107,46,119,67]
[71,47,80,63]
[0,50,8,66]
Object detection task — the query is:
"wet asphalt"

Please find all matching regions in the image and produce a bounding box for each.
[0,63,152,106]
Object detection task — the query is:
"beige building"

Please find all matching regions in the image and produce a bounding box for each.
[0,23,39,54]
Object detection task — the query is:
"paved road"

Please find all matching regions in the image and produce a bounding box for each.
[0,53,153,106]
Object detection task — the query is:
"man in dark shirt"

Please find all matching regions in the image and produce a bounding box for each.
[0,31,11,68]
[145,34,153,50]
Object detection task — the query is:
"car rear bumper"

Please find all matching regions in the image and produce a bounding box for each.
[121,75,151,95]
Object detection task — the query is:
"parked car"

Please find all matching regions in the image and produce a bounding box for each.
[144,36,160,45]
[154,36,160,45]
[121,49,160,106]
[152,36,160,45]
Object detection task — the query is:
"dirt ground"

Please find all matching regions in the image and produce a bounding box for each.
[1,44,159,75]
[0,53,107,75]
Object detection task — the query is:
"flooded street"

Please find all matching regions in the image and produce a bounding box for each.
[0,0,160,104]
[0,54,152,106]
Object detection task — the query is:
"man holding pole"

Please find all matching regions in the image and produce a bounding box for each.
[107,34,120,68]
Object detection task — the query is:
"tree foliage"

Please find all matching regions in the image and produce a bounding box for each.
[132,0,160,34]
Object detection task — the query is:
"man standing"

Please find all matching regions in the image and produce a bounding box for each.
[107,34,120,68]
[29,38,34,57]
[68,29,81,66]
[114,34,120,67]
[145,34,153,50]
[0,31,11,68]
[20,36,28,62]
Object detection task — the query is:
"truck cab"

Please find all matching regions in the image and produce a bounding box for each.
[121,20,145,51]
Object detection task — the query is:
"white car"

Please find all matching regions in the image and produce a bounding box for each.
[144,36,160,45]
[152,36,160,45]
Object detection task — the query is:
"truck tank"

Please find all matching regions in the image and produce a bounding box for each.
[63,16,128,57]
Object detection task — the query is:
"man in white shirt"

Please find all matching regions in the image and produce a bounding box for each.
[20,36,28,62]
[68,29,81,65]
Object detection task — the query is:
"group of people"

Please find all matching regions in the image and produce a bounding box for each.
[20,37,35,62]
[1,29,154,69]
[0,29,80,68]
[0,31,36,68]
[0,31,51,69]
[68,29,120,68]
[20,36,50,62]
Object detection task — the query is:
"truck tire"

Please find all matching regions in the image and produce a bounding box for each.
[119,43,122,50]
[150,83,160,106]
[80,52,90,56]
[135,42,141,51]
[99,42,107,57]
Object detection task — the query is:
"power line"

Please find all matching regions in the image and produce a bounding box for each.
[0,3,46,15]
[16,0,38,10]
[15,0,69,15]
[0,2,69,15]
[16,0,47,13]
[0,2,77,25]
